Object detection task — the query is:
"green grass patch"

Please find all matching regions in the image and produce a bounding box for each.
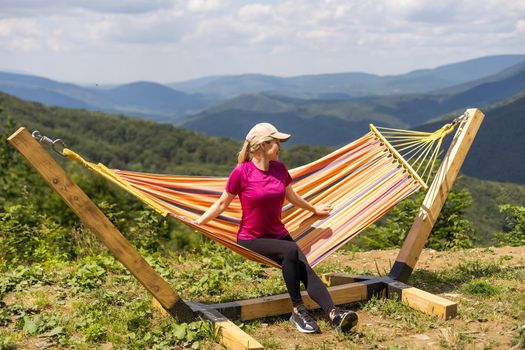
[363,297,437,332]
[461,279,502,296]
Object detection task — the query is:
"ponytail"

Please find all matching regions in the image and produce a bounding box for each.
[237,136,275,164]
[237,140,251,164]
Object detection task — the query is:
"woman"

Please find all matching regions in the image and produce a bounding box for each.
[193,122,358,333]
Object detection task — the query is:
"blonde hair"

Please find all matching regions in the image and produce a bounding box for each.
[237,136,275,164]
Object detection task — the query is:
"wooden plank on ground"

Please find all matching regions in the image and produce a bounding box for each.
[153,299,264,350]
[9,127,193,321]
[210,282,368,321]
[402,287,457,320]
[214,319,264,350]
[321,272,356,286]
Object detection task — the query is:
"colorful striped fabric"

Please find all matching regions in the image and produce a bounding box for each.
[76,131,421,268]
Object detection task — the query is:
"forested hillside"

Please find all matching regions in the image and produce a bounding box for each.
[419,92,525,184]
[0,92,330,176]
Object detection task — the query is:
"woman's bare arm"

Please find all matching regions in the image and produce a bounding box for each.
[193,190,236,225]
[285,185,332,215]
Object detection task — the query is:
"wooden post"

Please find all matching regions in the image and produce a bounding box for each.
[152,299,264,350]
[390,109,485,282]
[8,127,194,322]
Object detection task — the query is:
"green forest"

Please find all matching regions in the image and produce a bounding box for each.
[1,92,524,349]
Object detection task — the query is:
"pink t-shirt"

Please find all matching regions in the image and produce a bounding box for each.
[226,160,293,240]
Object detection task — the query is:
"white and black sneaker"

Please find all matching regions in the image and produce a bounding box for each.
[330,308,358,332]
[289,305,320,333]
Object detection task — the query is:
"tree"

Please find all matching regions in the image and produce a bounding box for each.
[495,204,525,246]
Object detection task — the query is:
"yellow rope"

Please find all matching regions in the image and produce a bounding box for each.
[63,148,169,217]
[369,117,460,191]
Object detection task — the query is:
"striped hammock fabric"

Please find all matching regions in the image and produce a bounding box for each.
[65,131,422,268]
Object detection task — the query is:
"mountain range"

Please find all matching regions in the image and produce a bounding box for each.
[180,60,525,147]
[170,55,525,98]
[1,54,524,185]
[1,54,524,123]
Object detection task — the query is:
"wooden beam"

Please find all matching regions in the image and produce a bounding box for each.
[401,287,457,320]
[214,318,264,350]
[8,127,193,322]
[390,109,485,282]
[152,299,264,350]
[209,282,368,321]
[321,273,380,286]
[321,272,356,286]
[387,280,457,320]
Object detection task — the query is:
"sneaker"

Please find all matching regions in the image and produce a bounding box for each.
[289,305,320,333]
[330,308,358,332]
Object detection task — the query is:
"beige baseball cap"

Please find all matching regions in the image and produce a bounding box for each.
[245,122,291,145]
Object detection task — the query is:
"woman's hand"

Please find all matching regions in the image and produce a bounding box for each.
[313,203,333,216]
[192,218,203,226]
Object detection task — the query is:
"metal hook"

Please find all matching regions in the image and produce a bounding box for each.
[31,130,67,157]
[451,111,469,126]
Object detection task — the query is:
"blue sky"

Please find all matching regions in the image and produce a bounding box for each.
[1,0,524,84]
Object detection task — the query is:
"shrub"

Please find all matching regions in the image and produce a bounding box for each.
[357,187,475,251]
[496,204,525,247]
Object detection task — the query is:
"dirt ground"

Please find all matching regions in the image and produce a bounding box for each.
[240,246,525,350]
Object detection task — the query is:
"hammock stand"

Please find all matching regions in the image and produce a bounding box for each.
[8,108,484,350]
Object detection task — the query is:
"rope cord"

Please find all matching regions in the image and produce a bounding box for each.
[370,111,467,188]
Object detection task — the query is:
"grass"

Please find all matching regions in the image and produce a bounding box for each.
[1,246,524,349]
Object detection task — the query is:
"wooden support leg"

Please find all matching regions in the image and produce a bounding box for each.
[152,299,264,350]
[8,127,194,322]
[390,109,485,282]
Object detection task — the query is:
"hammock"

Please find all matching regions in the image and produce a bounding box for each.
[63,120,459,268]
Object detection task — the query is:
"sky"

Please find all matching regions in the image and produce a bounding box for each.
[0,0,524,84]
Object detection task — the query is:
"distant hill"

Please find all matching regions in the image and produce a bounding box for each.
[182,107,381,147]
[419,92,525,185]
[2,55,524,123]
[434,61,525,95]
[101,82,214,122]
[0,72,218,123]
[179,62,525,146]
[458,175,525,244]
[170,55,525,98]
[0,72,114,110]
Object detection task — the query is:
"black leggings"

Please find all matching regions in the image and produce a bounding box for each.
[238,235,335,316]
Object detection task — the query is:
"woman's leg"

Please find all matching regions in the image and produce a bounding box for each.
[238,237,357,332]
[296,250,335,317]
[238,236,335,315]
[238,237,304,308]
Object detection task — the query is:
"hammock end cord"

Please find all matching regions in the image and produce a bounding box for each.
[368,112,468,192]
[368,124,429,191]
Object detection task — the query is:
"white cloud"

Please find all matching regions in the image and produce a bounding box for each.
[0,0,175,16]
[517,19,525,32]
[186,0,227,13]
[238,3,272,19]
[0,0,523,82]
